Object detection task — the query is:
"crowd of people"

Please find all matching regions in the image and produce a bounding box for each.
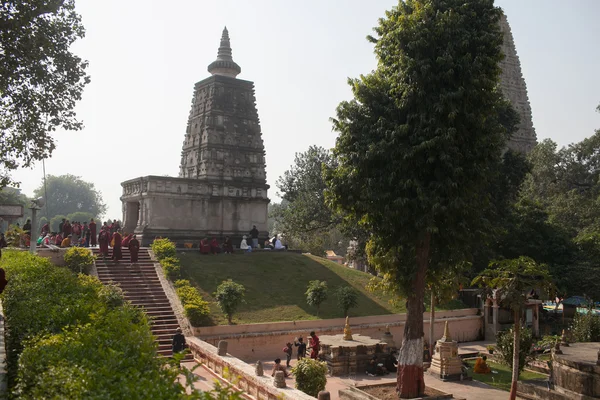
[199,225,287,254]
[3,218,141,264]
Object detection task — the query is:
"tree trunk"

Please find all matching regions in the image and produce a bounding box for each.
[509,308,520,400]
[397,233,430,398]
[429,294,435,356]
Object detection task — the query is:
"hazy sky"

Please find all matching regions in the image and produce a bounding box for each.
[11,0,600,219]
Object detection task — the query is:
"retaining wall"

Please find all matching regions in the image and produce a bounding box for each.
[198,309,483,362]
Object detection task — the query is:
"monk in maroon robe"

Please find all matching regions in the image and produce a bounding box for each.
[199,238,210,255]
[89,219,97,247]
[122,233,133,248]
[111,231,123,262]
[98,228,110,258]
[129,235,140,263]
[309,331,320,359]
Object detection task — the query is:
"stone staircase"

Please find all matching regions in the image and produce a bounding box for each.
[92,247,179,357]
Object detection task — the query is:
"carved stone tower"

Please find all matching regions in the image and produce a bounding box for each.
[499,14,537,153]
[121,28,269,246]
[179,27,268,191]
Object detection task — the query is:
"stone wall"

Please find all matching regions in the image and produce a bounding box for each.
[188,337,314,400]
[198,309,483,362]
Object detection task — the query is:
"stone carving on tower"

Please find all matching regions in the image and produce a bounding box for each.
[178,27,268,196]
[120,27,269,245]
[499,14,537,154]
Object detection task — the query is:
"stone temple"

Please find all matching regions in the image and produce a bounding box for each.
[499,14,537,153]
[121,28,269,245]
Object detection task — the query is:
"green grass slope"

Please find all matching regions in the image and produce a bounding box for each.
[179,252,462,325]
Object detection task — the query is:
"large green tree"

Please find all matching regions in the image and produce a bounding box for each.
[33,174,106,220]
[0,0,90,187]
[326,1,510,396]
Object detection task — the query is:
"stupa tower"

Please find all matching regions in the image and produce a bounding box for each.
[179,27,268,193]
[499,14,537,153]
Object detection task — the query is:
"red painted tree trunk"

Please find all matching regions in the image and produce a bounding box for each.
[396,233,430,398]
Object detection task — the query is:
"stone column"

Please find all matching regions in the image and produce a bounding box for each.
[483,301,490,339]
[492,301,499,338]
[318,391,331,400]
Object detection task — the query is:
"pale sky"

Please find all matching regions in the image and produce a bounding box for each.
[10,0,600,219]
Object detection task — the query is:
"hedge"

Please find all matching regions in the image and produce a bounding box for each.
[175,279,211,327]
[0,250,184,399]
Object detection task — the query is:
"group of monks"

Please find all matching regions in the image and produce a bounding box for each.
[199,236,234,254]
[98,226,140,263]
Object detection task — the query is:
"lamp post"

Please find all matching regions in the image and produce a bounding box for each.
[29,197,45,254]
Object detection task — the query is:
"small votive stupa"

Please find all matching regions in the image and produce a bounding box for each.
[343,316,353,341]
[428,321,463,381]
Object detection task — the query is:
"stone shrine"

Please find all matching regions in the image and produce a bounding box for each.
[121,28,269,246]
[319,333,386,377]
[499,14,537,153]
[428,321,463,381]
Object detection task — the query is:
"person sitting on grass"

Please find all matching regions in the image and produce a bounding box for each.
[271,358,289,378]
[61,234,72,248]
[473,355,492,374]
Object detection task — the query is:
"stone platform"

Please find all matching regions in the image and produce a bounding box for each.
[518,342,600,399]
[319,334,386,377]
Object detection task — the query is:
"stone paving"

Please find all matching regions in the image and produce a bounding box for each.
[181,357,516,400]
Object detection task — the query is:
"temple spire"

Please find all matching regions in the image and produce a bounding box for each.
[208,26,241,78]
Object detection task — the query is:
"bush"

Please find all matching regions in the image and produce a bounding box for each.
[496,326,535,374]
[335,286,358,316]
[98,283,125,308]
[175,280,210,327]
[214,280,245,324]
[162,261,181,280]
[0,250,184,398]
[571,311,600,342]
[151,238,176,260]
[291,358,328,397]
[64,247,96,274]
[305,280,328,316]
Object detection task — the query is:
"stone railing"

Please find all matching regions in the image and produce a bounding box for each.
[188,337,314,400]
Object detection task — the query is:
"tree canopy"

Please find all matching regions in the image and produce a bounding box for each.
[33,174,106,220]
[326,1,510,397]
[0,0,90,187]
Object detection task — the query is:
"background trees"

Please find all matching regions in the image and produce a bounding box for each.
[33,174,106,221]
[326,1,510,397]
[0,0,90,187]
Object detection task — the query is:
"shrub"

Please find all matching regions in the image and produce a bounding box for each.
[496,326,535,374]
[305,280,328,316]
[98,283,125,308]
[151,238,176,260]
[214,280,245,324]
[162,261,181,281]
[335,286,358,316]
[291,358,328,397]
[0,250,184,398]
[175,280,210,327]
[185,304,210,327]
[571,310,600,342]
[64,247,96,274]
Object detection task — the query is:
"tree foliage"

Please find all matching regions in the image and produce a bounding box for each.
[326,1,510,396]
[305,280,328,316]
[214,280,245,324]
[0,0,90,187]
[335,286,358,317]
[33,174,106,219]
[496,326,535,374]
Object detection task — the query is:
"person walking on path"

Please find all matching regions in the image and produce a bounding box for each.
[294,337,306,360]
[98,227,110,259]
[250,225,259,249]
[308,331,320,359]
[89,218,97,247]
[128,235,140,264]
[283,342,293,368]
[172,327,186,354]
[111,231,123,262]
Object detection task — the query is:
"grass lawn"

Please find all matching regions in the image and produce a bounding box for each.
[465,360,547,391]
[178,251,465,325]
